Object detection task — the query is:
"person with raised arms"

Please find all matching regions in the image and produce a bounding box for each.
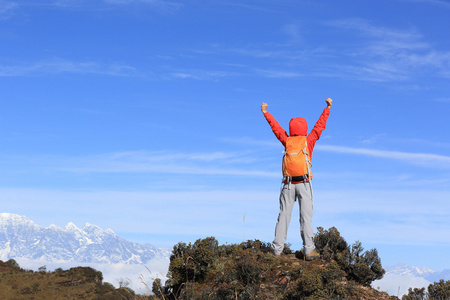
[261,98,332,260]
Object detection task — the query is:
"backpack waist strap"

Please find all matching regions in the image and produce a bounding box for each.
[284,174,309,183]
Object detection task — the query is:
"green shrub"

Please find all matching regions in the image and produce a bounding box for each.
[6,259,20,270]
[345,241,385,286]
[191,237,219,281]
[402,287,426,300]
[287,261,347,299]
[314,226,348,262]
[298,266,325,296]
[314,227,385,286]
[428,279,450,300]
[165,237,219,299]
[103,282,115,290]
[152,278,164,299]
[234,251,262,285]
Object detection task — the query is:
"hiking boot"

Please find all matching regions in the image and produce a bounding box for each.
[305,249,320,261]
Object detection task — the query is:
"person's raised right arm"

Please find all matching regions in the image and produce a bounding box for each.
[261,102,268,113]
[261,102,288,146]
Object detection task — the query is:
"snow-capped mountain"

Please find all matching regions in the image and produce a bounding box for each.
[385,263,450,282]
[373,263,450,298]
[386,263,435,278]
[0,213,170,264]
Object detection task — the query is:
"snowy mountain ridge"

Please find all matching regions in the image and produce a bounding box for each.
[386,263,435,277]
[0,213,170,264]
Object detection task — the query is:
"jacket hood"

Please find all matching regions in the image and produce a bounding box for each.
[289,117,308,136]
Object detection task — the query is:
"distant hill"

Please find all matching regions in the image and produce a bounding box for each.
[0,213,169,264]
[0,259,143,299]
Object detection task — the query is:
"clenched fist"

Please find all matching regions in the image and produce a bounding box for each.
[261,102,268,113]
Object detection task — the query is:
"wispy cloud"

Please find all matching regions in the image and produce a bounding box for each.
[5,0,183,15]
[227,46,325,61]
[7,145,450,180]
[434,97,450,103]
[0,0,18,20]
[360,134,387,145]
[253,68,303,78]
[398,0,450,8]
[327,63,409,82]
[324,18,450,81]
[220,137,280,147]
[220,2,282,13]
[170,70,239,81]
[328,18,424,45]
[176,18,449,83]
[282,22,303,44]
[0,58,143,77]
[317,145,450,168]
[7,150,279,178]
[51,0,182,9]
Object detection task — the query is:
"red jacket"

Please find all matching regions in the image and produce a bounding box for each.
[264,108,330,160]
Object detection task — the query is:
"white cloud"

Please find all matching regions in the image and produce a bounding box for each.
[333,63,409,82]
[6,144,450,181]
[0,58,142,77]
[323,18,450,81]
[398,0,450,8]
[220,137,280,147]
[169,65,304,80]
[282,22,303,44]
[227,46,324,62]
[219,2,280,13]
[170,70,237,81]
[51,0,182,10]
[5,150,278,177]
[0,1,17,20]
[317,145,450,168]
[192,18,449,82]
[327,18,425,49]
[435,97,450,103]
[313,187,450,247]
[373,274,430,298]
[102,0,179,7]
[254,68,303,78]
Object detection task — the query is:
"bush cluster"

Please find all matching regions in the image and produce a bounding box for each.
[314,226,385,286]
[163,237,278,299]
[158,228,390,300]
[284,260,352,299]
[403,279,450,300]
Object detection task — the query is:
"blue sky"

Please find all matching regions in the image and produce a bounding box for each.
[1,0,450,272]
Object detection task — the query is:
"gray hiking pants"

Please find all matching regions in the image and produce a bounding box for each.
[271,181,314,255]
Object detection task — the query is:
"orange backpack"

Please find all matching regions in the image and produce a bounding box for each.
[282,136,313,179]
